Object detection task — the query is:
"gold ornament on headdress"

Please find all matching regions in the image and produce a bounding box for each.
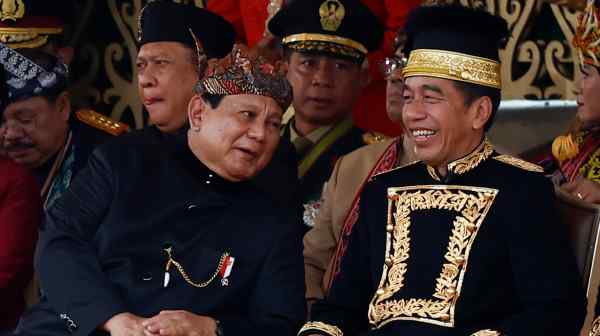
[0,0,61,49]
[572,0,600,66]
[403,49,502,89]
[319,0,345,32]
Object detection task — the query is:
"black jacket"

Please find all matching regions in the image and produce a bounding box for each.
[27,131,306,336]
[303,142,586,336]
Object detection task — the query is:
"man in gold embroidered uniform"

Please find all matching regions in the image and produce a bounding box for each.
[303,38,416,304]
[299,4,586,336]
[268,0,385,228]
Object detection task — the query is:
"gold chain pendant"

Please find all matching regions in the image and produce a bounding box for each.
[163,247,229,288]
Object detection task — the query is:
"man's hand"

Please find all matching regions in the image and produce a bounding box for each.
[142,310,217,336]
[561,176,600,204]
[101,312,147,336]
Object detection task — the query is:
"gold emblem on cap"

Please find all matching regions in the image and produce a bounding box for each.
[0,0,25,22]
[319,0,345,32]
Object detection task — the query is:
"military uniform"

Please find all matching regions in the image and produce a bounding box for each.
[302,141,585,336]
[268,0,386,227]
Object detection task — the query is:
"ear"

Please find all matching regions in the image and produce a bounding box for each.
[56,47,75,66]
[56,92,71,122]
[470,96,492,131]
[187,94,207,131]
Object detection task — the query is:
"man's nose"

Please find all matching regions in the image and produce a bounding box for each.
[311,61,334,87]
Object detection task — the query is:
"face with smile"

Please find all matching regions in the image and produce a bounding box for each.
[575,63,600,126]
[137,41,199,133]
[286,51,366,128]
[187,94,283,181]
[1,94,70,168]
[402,76,491,173]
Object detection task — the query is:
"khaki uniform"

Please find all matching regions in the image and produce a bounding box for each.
[303,136,415,300]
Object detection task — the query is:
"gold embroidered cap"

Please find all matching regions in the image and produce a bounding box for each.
[401,4,508,89]
[0,0,67,49]
[572,0,600,66]
[194,44,293,111]
[268,0,384,61]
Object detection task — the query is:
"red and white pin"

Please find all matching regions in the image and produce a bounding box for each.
[219,255,235,287]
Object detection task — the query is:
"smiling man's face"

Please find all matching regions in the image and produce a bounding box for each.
[402,76,489,171]
[137,41,199,133]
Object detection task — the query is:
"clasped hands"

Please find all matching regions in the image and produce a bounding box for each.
[101,311,217,336]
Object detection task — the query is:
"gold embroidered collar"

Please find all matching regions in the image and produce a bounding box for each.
[427,138,494,181]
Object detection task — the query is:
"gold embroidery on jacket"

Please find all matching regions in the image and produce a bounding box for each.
[298,321,343,336]
[426,139,494,180]
[590,316,600,336]
[471,329,501,336]
[493,155,544,173]
[579,147,600,183]
[368,185,498,328]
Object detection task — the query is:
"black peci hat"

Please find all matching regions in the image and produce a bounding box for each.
[137,0,235,59]
[268,0,384,62]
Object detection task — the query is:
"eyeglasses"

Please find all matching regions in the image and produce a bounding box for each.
[379,56,406,79]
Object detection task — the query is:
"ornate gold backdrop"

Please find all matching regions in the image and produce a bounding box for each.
[69,0,581,129]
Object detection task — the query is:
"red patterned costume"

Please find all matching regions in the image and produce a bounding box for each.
[207,0,421,136]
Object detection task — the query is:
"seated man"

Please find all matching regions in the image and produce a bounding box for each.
[300,4,586,336]
[22,45,305,336]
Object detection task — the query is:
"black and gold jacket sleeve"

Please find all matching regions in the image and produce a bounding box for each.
[300,140,586,336]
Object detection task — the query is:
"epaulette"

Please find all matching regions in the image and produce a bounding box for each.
[493,154,544,173]
[371,160,420,179]
[76,109,130,136]
[362,131,390,145]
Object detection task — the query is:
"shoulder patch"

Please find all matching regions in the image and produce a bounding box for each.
[371,160,420,179]
[493,154,544,173]
[76,109,130,136]
[362,131,391,145]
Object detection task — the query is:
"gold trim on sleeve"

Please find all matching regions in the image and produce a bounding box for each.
[493,155,544,173]
[282,33,367,54]
[590,316,600,336]
[471,329,502,336]
[368,185,498,329]
[298,321,343,336]
[403,49,501,89]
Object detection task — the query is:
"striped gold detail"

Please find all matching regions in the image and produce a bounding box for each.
[403,49,501,89]
[0,27,63,49]
[282,33,367,55]
[298,321,343,336]
[471,330,501,336]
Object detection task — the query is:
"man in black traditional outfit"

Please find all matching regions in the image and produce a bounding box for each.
[299,4,586,336]
[16,44,305,336]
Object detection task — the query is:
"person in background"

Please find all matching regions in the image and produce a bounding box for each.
[267,0,384,229]
[303,34,416,305]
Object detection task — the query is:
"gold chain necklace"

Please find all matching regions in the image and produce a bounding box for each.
[163,247,229,288]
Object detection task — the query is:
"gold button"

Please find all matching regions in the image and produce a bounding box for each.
[386,225,394,232]
[376,289,385,295]
[385,258,393,266]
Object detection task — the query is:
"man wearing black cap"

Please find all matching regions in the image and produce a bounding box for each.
[268,0,384,228]
[299,4,586,336]
[136,0,299,210]
[0,45,128,210]
[136,0,235,136]
[17,45,305,336]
